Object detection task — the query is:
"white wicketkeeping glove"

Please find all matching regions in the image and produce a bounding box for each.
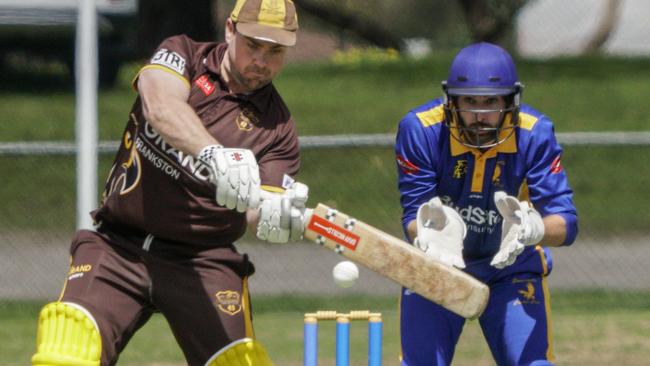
[414,197,467,269]
[490,191,545,269]
[198,145,261,213]
[257,182,310,243]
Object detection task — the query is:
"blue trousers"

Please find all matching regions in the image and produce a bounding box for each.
[400,247,555,366]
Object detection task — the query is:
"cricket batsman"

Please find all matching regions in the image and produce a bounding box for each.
[31,0,309,365]
[395,42,578,365]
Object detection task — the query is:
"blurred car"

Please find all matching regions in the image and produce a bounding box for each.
[0,0,138,86]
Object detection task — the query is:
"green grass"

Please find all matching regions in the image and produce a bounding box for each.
[3,291,649,366]
[0,55,649,235]
[2,144,646,238]
[2,55,650,141]
[2,57,649,366]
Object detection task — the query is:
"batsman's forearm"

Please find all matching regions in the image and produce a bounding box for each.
[142,98,218,157]
[138,68,219,157]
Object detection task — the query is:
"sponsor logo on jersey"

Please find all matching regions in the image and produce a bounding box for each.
[194,74,215,96]
[440,195,502,234]
[215,290,242,315]
[396,155,419,175]
[453,160,468,179]
[141,121,212,181]
[550,154,563,174]
[68,264,92,280]
[135,136,182,180]
[150,48,186,75]
[235,108,258,131]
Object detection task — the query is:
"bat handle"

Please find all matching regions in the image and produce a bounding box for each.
[259,189,313,230]
[303,208,313,228]
[259,190,277,201]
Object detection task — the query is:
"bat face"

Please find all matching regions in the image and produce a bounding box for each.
[304,203,489,319]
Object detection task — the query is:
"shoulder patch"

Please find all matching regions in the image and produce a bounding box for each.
[150,48,186,75]
[396,155,420,175]
[518,112,539,131]
[550,154,563,174]
[415,105,445,127]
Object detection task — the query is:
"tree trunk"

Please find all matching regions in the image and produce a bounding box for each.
[583,0,622,54]
[295,0,402,51]
[137,0,217,58]
[457,0,528,48]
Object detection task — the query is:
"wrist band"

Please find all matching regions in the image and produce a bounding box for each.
[197,144,223,163]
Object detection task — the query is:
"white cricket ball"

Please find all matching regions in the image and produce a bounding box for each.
[332,261,359,288]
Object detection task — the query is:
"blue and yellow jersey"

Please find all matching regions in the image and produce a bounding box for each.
[395,98,578,260]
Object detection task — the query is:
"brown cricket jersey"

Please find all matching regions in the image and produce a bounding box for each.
[92,35,300,247]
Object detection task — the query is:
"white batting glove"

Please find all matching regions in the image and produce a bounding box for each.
[490,191,545,269]
[198,145,261,213]
[257,182,310,243]
[414,197,467,269]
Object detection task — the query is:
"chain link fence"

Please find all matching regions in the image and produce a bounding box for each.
[1,134,649,301]
[2,0,650,302]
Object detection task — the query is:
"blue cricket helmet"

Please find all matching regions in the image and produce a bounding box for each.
[441,42,523,149]
[443,42,520,96]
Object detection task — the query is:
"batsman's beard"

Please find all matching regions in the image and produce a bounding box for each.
[231,64,272,92]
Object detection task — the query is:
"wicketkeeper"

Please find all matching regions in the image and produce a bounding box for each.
[395,42,578,365]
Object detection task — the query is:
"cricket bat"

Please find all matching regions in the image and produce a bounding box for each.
[304,203,489,319]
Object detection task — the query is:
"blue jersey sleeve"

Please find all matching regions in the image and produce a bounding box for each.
[523,115,579,245]
[395,107,443,240]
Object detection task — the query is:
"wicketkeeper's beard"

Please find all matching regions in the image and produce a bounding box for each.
[459,119,500,147]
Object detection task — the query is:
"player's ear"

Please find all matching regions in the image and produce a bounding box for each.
[225,18,236,44]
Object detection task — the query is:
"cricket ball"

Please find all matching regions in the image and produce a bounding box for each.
[332,260,359,288]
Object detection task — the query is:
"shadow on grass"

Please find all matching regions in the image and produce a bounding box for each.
[0,60,75,93]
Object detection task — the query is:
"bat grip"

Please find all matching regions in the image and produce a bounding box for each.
[260,190,313,230]
[303,208,313,227]
[259,190,279,201]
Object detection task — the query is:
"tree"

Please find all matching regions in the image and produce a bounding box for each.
[582,0,622,54]
[457,0,528,48]
[294,0,402,50]
[137,0,217,58]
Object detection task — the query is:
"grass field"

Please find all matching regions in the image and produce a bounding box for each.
[2,55,650,140]
[2,292,649,365]
[1,143,648,238]
[1,54,649,365]
[1,54,649,236]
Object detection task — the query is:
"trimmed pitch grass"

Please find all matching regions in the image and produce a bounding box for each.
[2,292,649,365]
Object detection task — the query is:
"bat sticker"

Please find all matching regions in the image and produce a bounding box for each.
[307,215,360,251]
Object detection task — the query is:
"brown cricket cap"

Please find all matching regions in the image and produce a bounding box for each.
[231,0,298,47]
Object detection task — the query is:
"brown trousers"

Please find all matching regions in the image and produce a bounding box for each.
[58,227,255,366]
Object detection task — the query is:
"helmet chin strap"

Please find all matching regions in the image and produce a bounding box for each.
[459,123,500,149]
[447,107,517,149]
